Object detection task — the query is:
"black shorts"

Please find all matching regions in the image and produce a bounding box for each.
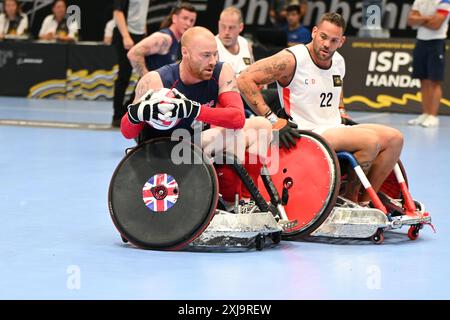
[412,39,446,81]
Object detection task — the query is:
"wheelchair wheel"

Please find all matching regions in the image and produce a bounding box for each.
[259,131,340,239]
[108,137,218,250]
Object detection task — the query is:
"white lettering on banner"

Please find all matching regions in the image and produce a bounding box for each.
[366,50,419,88]
[368,51,411,73]
[365,74,420,88]
[0,50,13,68]
[17,58,44,65]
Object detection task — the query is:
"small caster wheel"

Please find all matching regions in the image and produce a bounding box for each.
[255,234,265,251]
[270,232,282,244]
[371,230,384,244]
[408,226,420,240]
[121,235,129,243]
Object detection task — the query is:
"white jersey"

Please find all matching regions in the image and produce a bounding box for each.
[215,35,252,77]
[412,0,450,40]
[0,13,28,36]
[277,44,345,131]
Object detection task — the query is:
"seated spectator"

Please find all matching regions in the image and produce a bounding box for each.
[0,0,28,39]
[284,3,311,46]
[39,0,78,42]
[269,0,288,27]
[104,18,115,45]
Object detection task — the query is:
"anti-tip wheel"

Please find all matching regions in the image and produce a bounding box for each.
[408,225,420,240]
[371,230,384,244]
[255,234,265,251]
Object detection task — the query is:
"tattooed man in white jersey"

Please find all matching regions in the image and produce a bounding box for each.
[237,12,404,205]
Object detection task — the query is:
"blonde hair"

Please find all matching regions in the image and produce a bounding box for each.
[220,6,243,23]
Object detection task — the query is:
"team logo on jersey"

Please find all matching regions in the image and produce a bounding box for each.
[243,57,251,65]
[333,75,342,87]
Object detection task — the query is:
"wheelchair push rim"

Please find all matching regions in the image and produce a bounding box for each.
[260,131,340,239]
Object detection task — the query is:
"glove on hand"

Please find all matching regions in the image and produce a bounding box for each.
[127,89,176,124]
[168,88,202,119]
[274,118,302,150]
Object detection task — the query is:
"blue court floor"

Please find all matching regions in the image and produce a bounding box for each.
[0,96,449,300]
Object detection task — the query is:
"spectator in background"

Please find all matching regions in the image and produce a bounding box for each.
[215,6,253,77]
[103,18,115,45]
[39,0,78,41]
[215,6,281,118]
[127,3,197,78]
[299,0,308,19]
[284,3,311,46]
[0,0,28,39]
[269,0,288,27]
[111,0,150,128]
[270,0,308,28]
[407,0,450,128]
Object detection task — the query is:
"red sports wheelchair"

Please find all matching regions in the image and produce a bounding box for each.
[108,130,432,250]
[257,130,432,244]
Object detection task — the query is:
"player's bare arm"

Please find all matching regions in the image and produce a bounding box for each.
[237,49,295,115]
[218,63,240,95]
[128,33,173,77]
[133,71,164,102]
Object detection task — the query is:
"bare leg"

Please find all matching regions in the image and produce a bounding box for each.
[321,126,381,202]
[201,117,272,206]
[356,124,403,202]
[321,124,403,203]
[201,117,272,162]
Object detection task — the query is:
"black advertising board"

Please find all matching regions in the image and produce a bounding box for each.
[0,41,68,98]
[340,38,450,114]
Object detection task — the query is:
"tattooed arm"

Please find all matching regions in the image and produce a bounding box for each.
[237,49,296,116]
[127,32,173,77]
[132,71,164,103]
[120,71,165,138]
[218,63,240,94]
[192,62,244,129]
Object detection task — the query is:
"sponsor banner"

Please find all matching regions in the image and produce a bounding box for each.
[16,0,424,41]
[340,38,450,114]
[67,43,137,101]
[0,41,137,100]
[146,0,421,38]
[0,41,67,98]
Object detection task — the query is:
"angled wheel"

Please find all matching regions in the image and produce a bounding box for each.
[408,225,420,240]
[259,131,340,239]
[370,230,384,244]
[109,137,218,250]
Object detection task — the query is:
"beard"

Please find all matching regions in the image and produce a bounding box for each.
[190,65,214,80]
[314,45,333,62]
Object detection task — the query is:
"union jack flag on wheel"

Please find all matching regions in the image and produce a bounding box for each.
[142,173,179,212]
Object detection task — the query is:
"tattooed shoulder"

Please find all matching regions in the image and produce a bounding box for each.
[135,77,153,100]
[222,77,239,92]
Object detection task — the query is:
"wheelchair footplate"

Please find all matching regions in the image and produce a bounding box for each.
[189,209,283,251]
[310,197,389,243]
[379,193,433,241]
[310,196,433,244]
